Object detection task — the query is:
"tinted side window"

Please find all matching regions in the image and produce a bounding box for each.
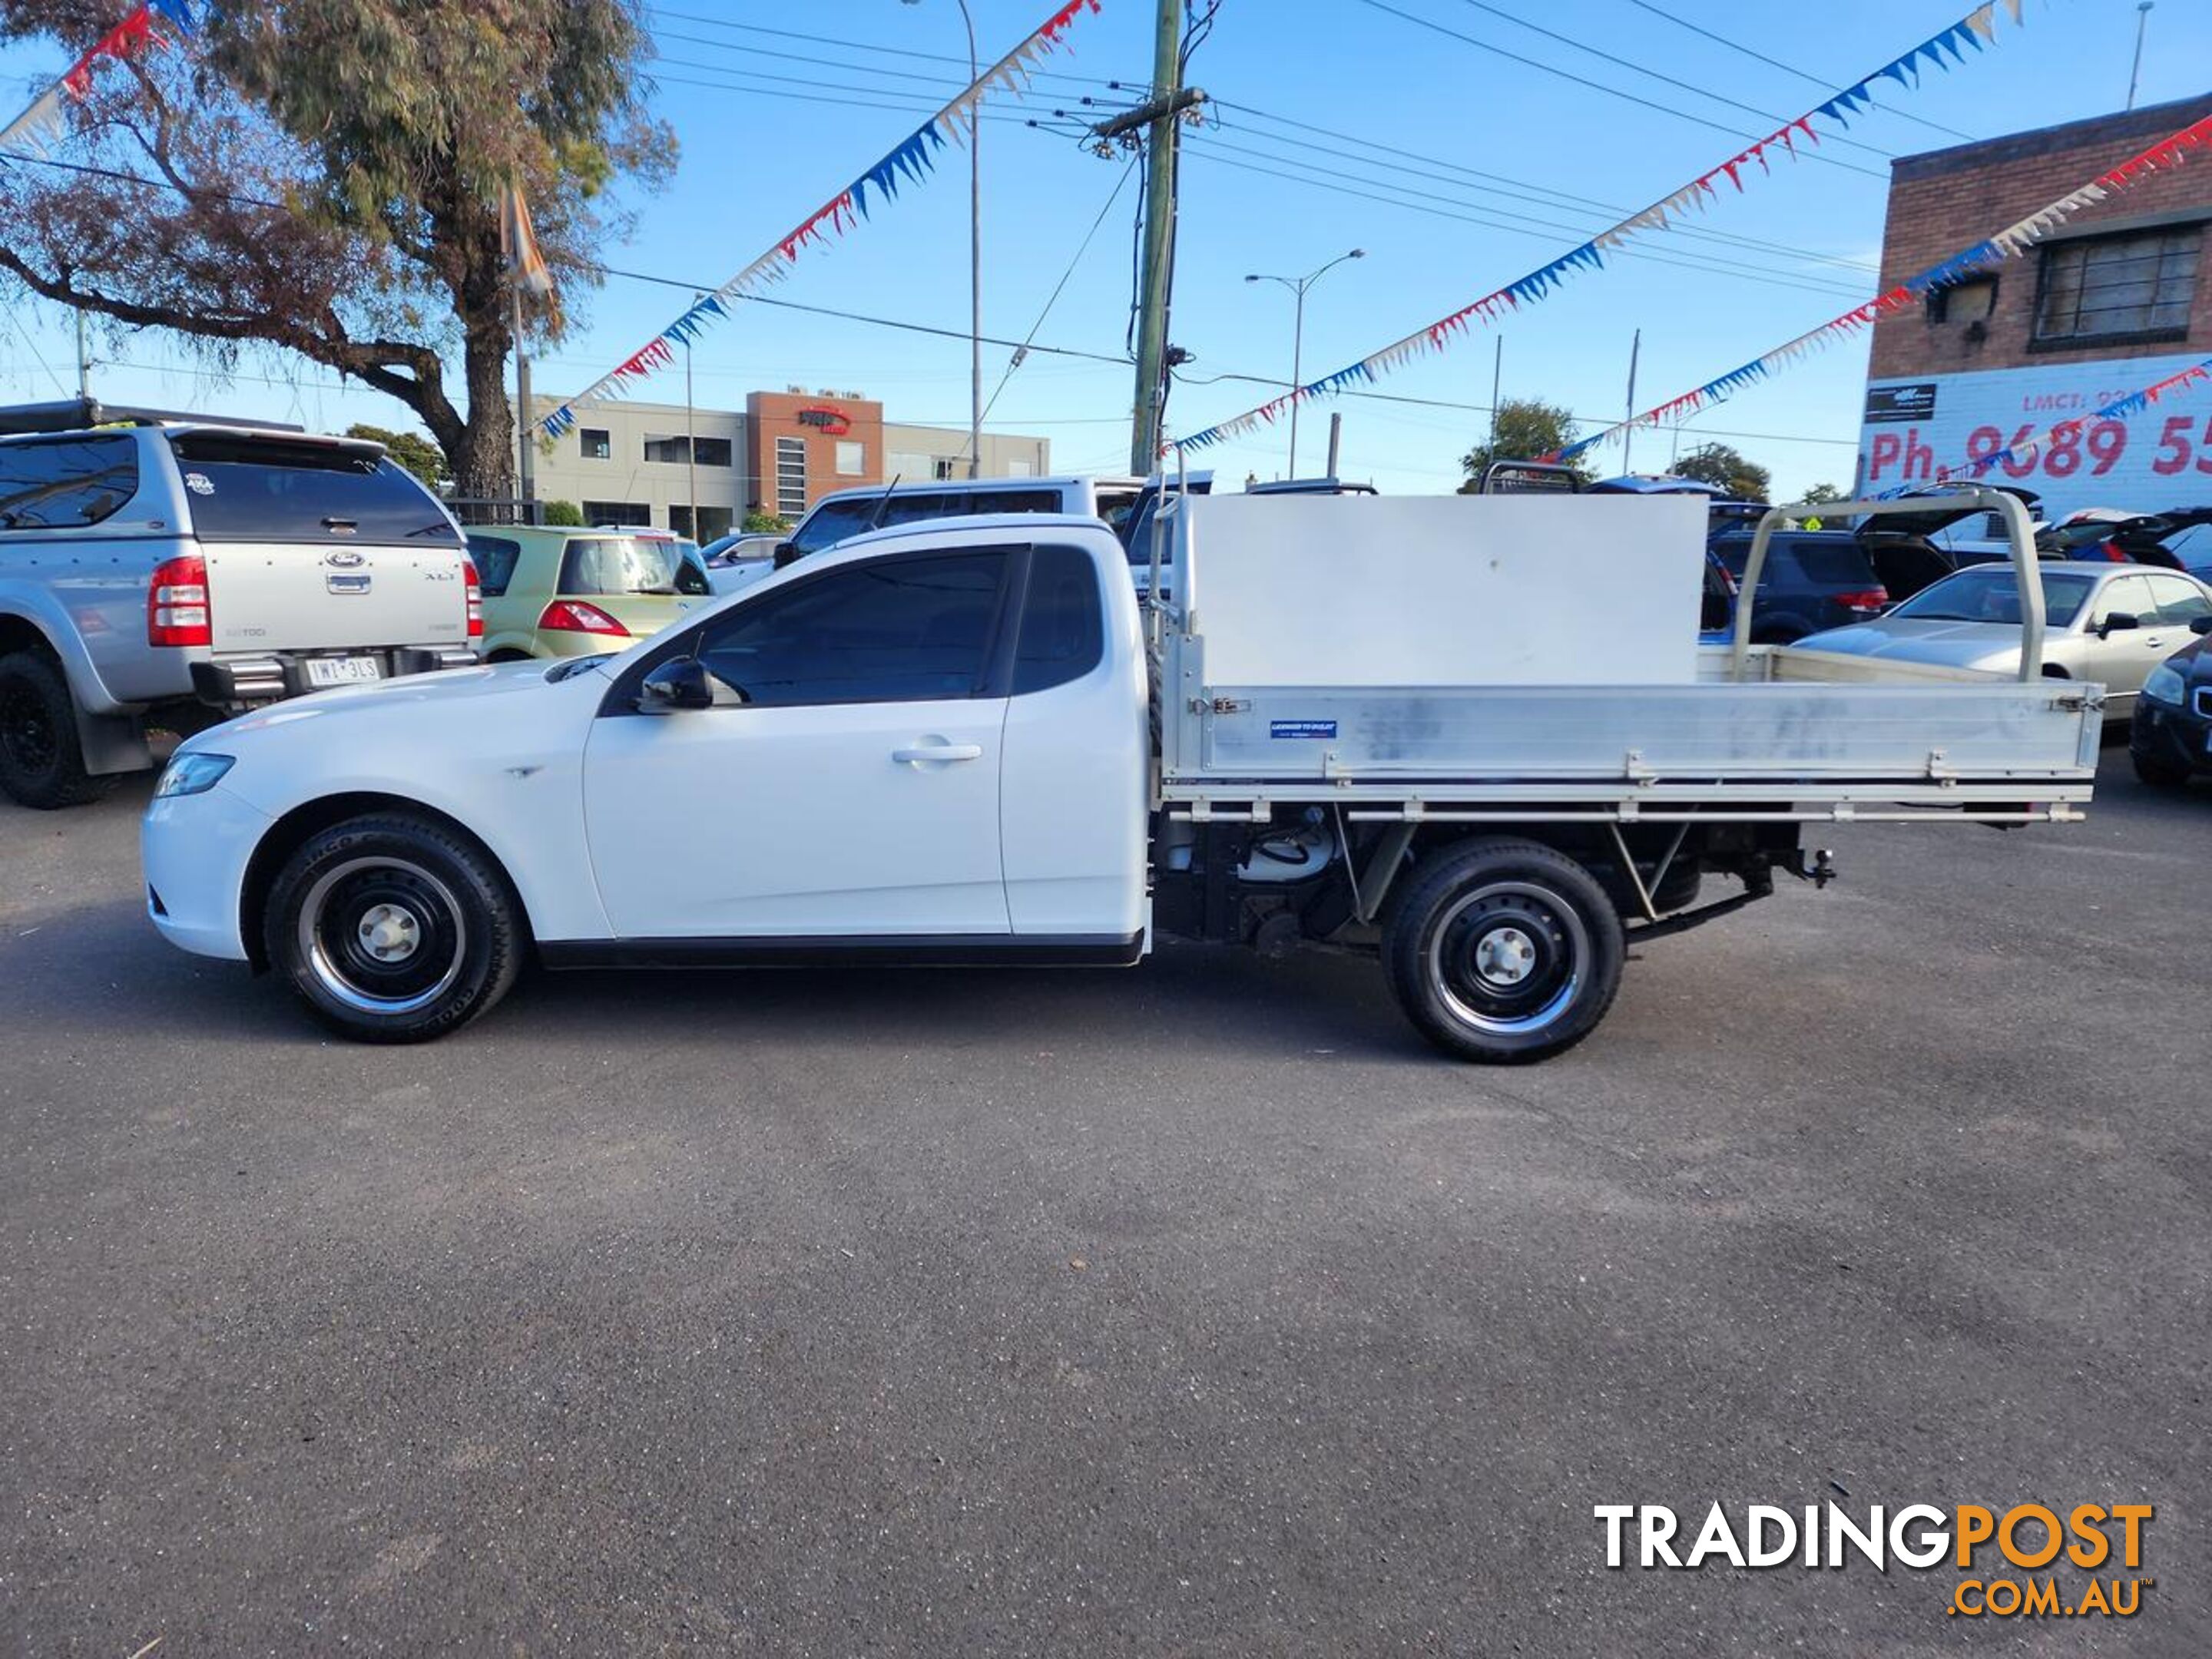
[1788,539,1878,587]
[2144,574,2212,626]
[973,488,1061,516]
[0,435,138,529]
[466,534,522,596]
[789,498,877,555]
[1013,545,1104,694]
[697,551,1008,707]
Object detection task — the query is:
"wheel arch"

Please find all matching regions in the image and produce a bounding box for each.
[240,792,538,972]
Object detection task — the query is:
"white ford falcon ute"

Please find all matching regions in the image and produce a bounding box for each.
[141,517,1151,1043]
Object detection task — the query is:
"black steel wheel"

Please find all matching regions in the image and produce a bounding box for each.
[0,650,109,810]
[265,814,524,1042]
[1381,839,1624,1064]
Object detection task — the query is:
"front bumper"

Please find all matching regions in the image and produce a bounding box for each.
[2131,693,2212,777]
[189,645,478,708]
[142,781,273,961]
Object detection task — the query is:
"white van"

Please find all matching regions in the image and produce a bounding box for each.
[779,475,1144,565]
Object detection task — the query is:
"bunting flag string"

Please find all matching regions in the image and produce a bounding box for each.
[538,0,1104,439]
[1552,111,2212,464]
[1876,356,2212,495]
[0,0,192,157]
[1172,0,2034,455]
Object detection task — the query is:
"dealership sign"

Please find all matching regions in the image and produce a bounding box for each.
[1858,353,2212,518]
[796,406,853,436]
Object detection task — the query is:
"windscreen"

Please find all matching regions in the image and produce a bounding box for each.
[1890,566,2100,628]
[167,433,459,544]
[556,535,684,597]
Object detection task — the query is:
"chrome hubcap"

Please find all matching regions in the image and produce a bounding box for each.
[356,902,422,963]
[1474,925,1536,986]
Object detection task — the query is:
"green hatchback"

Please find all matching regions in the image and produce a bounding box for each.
[465,527,714,661]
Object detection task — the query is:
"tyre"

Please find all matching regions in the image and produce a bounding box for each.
[2131,749,2190,789]
[1381,839,1625,1064]
[263,813,525,1042]
[0,650,111,809]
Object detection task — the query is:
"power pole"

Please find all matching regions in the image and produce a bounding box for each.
[1621,328,1641,476]
[1127,0,1185,475]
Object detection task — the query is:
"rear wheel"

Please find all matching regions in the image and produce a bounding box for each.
[1382,839,1624,1064]
[264,814,524,1042]
[0,650,109,809]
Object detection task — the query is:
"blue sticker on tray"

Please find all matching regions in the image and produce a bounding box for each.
[1270,719,1337,740]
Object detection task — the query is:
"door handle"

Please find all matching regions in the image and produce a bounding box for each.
[892,742,983,764]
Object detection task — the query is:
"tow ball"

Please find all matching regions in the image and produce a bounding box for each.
[1785,847,1838,889]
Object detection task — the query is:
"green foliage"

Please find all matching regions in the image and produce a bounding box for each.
[541,499,585,527]
[1459,399,1591,491]
[1798,482,1846,505]
[346,423,445,488]
[0,0,674,495]
[1674,443,1773,502]
[743,509,793,534]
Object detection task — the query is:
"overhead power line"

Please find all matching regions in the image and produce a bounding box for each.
[1447,0,1899,161]
[1354,0,1886,180]
[1184,134,1872,299]
[647,7,1150,94]
[1619,0,1979,142]
[1207,97,1879,276]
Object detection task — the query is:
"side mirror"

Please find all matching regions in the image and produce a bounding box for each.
[772,540,800,570]
[2191,614,2212,636]
[2097,611,2141,638]
[637,657,743,713]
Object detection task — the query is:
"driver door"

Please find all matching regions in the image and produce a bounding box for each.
[581,546,1016,939]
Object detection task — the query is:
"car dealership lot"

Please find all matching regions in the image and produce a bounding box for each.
[2,753,2206,1655]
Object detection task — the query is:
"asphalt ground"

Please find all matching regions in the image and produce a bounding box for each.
[1,744,2206,1656]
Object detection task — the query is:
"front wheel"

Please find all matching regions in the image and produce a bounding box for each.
[264,814,524,1042]
[2131,749,2190,789]
[1381,839,1624,1064]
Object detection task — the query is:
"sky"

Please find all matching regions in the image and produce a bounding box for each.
[2,0,2207,502]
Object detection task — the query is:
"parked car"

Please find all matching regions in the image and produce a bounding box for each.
[1707,531,1889,643]
[2037,507,2212,572]
[699,531,783,597]
[777,475,1144,566]
[1795,561,2212,720]
[2130,612,2212,786]
[465,526,713,661]
[141,494,2103,1057]
[0,399,478,808]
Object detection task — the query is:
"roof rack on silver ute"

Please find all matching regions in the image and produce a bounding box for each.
[0,398,306,437]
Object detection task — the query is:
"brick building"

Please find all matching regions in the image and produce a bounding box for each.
[1857,94,2212,516]
[527,387,1051,542]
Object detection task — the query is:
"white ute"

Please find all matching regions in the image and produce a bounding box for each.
[141,487,2098,1061]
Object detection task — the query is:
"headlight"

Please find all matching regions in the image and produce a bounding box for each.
[2142,663,2188,707]
[154,752,235,798]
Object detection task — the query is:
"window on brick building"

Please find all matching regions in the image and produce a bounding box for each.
[2032,226,2200,346]
[1926,274,1998,325]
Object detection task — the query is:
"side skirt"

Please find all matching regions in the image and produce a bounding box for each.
[538,932,1147,970]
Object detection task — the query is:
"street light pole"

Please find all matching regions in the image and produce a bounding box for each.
[1246,250,1364,478]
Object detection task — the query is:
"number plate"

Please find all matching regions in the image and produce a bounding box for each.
[304,657,382,687]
